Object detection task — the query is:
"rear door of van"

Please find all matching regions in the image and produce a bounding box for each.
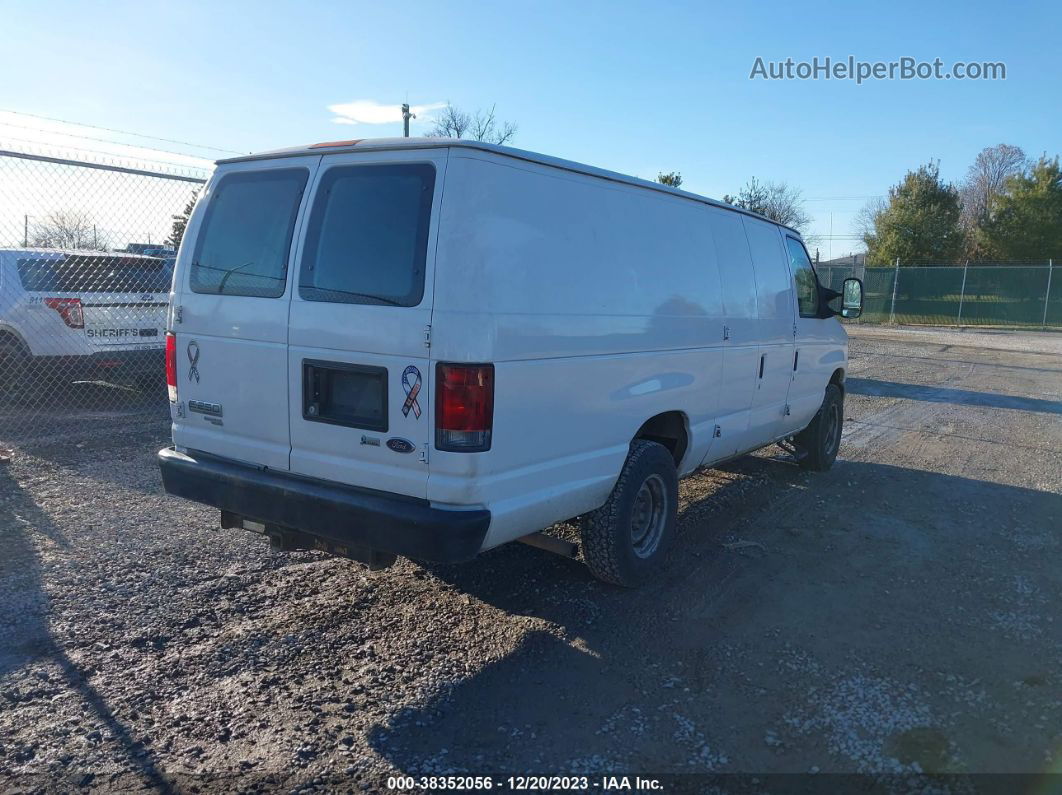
[286,149,447,500]
[171,157,321,470]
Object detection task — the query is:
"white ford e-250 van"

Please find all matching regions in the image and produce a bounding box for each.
[158,137,863,587]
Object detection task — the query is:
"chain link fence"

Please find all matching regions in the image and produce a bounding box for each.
[818,262,1061,328]
[0,145,209,450]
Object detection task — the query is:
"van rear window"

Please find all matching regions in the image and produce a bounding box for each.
[190,168,308,297]
[299,163,435,307]
[17,256,172,293]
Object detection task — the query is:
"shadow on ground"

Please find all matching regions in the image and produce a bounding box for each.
[0,469,175,791]
[847,377,1062,414]
[368,459,1062,775]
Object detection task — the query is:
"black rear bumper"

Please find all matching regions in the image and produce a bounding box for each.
[157,447,490,563]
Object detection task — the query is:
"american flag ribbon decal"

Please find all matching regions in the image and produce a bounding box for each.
[401,365,422,419]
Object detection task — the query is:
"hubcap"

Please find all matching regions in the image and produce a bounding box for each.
[630,474,667,559]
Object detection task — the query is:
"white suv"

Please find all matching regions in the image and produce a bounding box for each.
[0,249,171,392]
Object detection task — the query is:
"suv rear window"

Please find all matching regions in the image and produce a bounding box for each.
[17,256,172,293]
[299,163,435,307]
[190,168,308,297]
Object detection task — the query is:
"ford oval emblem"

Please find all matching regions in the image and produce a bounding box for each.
[386,438,415,454]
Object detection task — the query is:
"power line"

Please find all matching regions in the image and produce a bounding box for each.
[0,119,217,164]
[0,132,212,173]
[0,108,243,156]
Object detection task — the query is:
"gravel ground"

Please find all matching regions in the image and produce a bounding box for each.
[1,326,1060,791]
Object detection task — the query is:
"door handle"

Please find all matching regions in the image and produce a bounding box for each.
[758,354,765,379]
[793,350,799,371]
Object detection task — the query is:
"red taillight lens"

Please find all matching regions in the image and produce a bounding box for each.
[165,332,178,403]
[44,297,84,329]
[435,363,494,452]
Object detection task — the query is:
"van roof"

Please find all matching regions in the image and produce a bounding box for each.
[218,137,802,236]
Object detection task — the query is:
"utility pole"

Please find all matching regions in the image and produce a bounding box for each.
[23,214,28,247]
[402,104,415,137]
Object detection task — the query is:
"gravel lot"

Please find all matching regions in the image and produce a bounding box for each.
[1,326,1060,791]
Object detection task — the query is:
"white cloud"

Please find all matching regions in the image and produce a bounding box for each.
[327,99,447,126]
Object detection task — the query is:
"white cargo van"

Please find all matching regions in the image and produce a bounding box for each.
[158,138,863,586]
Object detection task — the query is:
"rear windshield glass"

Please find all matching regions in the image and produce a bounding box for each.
[17,256,172,293]
[299,163,435,307]
[190,168,308,297]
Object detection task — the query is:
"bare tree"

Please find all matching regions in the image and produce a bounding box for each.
[31,210,109,251]
[656,172,683,188]
[959,143,1028,231]
[853,196,887,243]
[723,177,812,237]
[427,103,517,145]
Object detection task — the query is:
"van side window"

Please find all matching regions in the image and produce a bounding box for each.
[190,169,308,298]
[299,163,435,307]
[785,237,820,318]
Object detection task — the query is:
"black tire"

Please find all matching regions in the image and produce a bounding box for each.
[794,383,843,471]
[0,335,31,401]
[580,439,678,587]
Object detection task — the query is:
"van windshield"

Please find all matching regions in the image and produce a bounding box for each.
[299,163,435,307]
[17,255,172,293]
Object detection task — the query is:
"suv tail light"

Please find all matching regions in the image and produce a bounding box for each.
[44,297,84,329]
[435,363,494,452]
[165,332,178,402]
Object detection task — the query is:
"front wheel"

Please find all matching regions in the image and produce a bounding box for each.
[580,440,678,587]
[794,383,843,471]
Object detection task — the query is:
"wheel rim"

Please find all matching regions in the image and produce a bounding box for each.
[630,474,668,559]
[823,403,840,456]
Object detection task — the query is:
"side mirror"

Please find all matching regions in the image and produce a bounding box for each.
[839,277,863,319]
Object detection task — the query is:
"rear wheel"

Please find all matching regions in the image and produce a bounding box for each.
[0,335,31,400]
[580,439,678,587]
[794,383,843,471]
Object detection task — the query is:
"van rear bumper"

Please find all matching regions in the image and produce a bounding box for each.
[157,446,490,563]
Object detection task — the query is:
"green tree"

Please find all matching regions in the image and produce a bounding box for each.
[656,171,683,188]
[864,161,963,264]
[167,191,199,249]
[977,156,1062,262]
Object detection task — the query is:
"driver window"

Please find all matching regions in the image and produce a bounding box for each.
[785,237,819,317]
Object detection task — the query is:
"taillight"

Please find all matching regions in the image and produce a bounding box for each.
[165,332,178,403]
[435,363,494,452]
[44,297,84,329]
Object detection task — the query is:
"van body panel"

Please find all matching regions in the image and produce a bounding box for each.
[742,217,797,444]
[285,149,447,499]
[703,211,759,461]
[170,156,322,471]
[428,153,724,546]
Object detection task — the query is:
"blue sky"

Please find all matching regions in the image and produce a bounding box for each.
[2,0,1058,258]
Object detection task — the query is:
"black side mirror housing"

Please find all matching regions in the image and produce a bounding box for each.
[822,277,864,319]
